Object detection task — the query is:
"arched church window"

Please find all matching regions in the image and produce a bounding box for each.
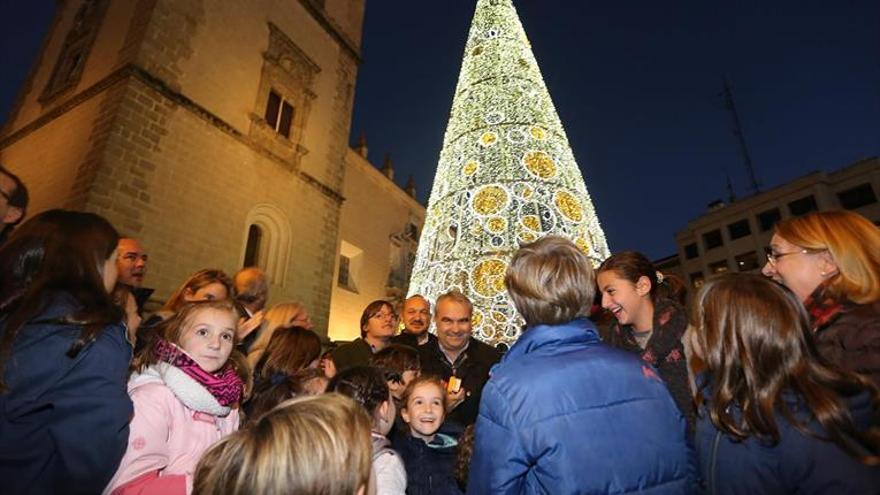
[241,204,292,287]
[243,224,263,267]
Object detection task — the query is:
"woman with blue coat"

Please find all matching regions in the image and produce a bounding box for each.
[0,210,133,495]
[688,274,880,494]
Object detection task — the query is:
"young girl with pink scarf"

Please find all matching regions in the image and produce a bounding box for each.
[105,300,248,495]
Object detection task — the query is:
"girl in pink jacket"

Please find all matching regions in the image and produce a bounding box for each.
[105,300,249,495]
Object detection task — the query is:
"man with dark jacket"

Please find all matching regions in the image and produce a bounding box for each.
[419,290,500,427]
[468,236,696,494]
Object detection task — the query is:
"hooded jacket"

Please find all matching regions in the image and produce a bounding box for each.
[468,318,697,494]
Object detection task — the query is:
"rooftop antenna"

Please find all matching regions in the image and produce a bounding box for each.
[725,172,736,203]
[721,76,760,194]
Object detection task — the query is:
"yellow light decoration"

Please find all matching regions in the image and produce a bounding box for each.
[472,309,484,327]
[518,231,537,243]
[486,216,507,233]
[472,259,508,298]
[529,126,547,140]
[520,214,541,231]
[523,150,557,179]
[554,189,584,222]
[408,0,610,347]
[462,160,479,176]
[472,185,508,215]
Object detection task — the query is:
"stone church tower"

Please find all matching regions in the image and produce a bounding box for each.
[0,0,365,334]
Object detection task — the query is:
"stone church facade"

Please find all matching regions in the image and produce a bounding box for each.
[1,0,424,338]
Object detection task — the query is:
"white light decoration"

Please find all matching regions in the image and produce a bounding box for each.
[408,0,611,347]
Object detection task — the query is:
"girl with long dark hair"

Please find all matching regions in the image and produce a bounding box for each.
[0,210,132,495]
[689,273,880,493]
[597,250,694,429]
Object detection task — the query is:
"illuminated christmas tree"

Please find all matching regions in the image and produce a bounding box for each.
[408,0,610,346]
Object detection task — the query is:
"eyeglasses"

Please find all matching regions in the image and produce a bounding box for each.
[765,249,811,266]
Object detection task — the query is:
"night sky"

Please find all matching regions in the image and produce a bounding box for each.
[2,1,878,259]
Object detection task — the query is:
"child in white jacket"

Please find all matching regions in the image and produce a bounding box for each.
[328,366,407,495]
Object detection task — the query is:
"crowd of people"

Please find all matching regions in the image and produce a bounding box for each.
[0,164,878,494]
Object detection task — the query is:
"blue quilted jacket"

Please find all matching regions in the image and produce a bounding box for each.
[467,318,697,494]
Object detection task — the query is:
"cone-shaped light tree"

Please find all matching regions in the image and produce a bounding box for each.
[408,0,610,347]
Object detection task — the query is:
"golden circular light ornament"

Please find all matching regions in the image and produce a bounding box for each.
[479,131,498,147]
[471,259,508,298]
[554,190,584,222]
[522,150,557,179]
[486,216,507,233]
[462,160,479,177]
[518,231,537,243]
[529,126,547,140]
[520,214,541,232]
[574,236,591,254]
[472,185,509,216]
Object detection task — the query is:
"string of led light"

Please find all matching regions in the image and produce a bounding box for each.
[408,0,610,346]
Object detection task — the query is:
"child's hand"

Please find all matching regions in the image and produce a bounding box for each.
[446,386,467,411]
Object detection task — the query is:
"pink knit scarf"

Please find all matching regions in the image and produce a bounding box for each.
[154,339,243,406]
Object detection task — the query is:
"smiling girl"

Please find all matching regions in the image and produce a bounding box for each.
[105,300,249,495]
[597,251,694,430]
[394,375,461,495]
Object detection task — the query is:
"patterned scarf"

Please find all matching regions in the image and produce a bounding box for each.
[802,281,847,333]
[154,339,243,406]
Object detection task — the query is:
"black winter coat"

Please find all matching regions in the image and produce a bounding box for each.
[393,432,462,495]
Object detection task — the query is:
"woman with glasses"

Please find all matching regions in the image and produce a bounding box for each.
[331,300,398,372]
[762,210,880,386]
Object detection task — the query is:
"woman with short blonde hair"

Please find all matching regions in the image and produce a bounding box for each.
[194,393,372,495]
[762,210,880,385]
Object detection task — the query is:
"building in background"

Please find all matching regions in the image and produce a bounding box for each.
[328,142,425,341]
[672,157,879,288]
[0,0,422,339]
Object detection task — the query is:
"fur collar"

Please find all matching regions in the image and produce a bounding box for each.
[130,362,231,417]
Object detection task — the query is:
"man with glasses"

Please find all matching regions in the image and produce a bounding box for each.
[0,165,29,244]
[391,294,438,347]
